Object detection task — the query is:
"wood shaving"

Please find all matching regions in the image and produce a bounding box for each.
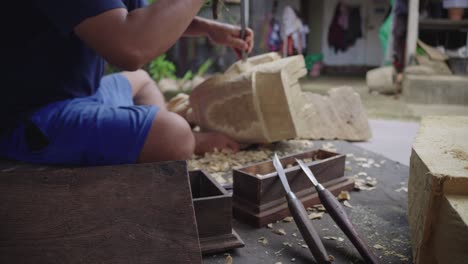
[258,237,268,245]
[324,236,338,240]
[273,228,287,236]
[301,244,309,248]
[366,178,378,187]
[395,187,408,193]
[225,254,233,264]
[267,223,273,229]
[274,248,284,255]
[355,178,377,191]
[338,237,345,242]
[357,172,368,177]
[309,212,325,220]
[328,255,336,261]
[322,143,337,152]
[291,258,296,262]
[337,191,350,201]
[292,233,297,237]
[345,166,353,172]
[313,204,326,212]
[373,244,385,250]
[374,163,381,168]
[282,216,293,223]
[283,242,293,247]
[343,200,353,208]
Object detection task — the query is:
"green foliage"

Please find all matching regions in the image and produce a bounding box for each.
[196,59,213,77]
[181,70,194,82]
[148,55,177,81]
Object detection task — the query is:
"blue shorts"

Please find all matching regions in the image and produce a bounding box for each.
[0,73,159,166]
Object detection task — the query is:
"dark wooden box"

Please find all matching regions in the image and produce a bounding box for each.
[233,149,354,227]
[189,170,244,255]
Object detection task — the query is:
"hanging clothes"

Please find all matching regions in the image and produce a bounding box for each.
[281,6,309,56]
[328,2,363,53]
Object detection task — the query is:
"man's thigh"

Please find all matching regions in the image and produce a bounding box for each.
[0,98,159,166]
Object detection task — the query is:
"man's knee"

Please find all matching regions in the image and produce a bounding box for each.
[121,69,156,95]
[138,110,195,163]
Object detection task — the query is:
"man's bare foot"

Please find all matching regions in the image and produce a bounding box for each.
[193,132,240,155]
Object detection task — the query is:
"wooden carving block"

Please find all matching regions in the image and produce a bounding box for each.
[188,52,371,143]
[232,149,354,227]
[0,161,202,264]
[408,116,468,264]
[189,170,244,255]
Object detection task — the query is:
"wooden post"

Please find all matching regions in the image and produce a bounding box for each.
[405,0,420,66]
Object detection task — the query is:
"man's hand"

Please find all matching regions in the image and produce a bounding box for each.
[207,21,254,59]
[193,131,240,156]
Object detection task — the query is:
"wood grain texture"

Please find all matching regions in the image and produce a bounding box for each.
[409,116,468,264]
[0,161,202,264]
[188,52,370,143]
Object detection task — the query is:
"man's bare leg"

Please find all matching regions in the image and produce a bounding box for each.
[119,70,239,162]
[120,70,166,109]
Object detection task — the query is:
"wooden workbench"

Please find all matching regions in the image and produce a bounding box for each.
[203,141,412,264]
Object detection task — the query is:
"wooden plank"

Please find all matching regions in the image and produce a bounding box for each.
[0,161,202,264]
[419,19,468,30]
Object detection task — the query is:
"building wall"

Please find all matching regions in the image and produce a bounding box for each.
[320,0,390,66]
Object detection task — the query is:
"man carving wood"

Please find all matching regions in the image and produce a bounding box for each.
[1,0,253,165]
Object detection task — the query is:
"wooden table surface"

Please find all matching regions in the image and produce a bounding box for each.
[203,141,412,264]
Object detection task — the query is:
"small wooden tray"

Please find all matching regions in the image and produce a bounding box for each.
[232,149,354,227]
[189,170,245,255]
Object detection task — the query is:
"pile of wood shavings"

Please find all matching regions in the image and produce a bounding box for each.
[188,148,274,184]
[188,140,315,184]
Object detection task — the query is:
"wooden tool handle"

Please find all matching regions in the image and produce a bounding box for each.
[286,193,332,264]
[318,189,381,264]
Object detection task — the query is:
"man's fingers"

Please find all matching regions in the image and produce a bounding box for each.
[229,36,248,52]
[246,28,254,53]
[245,35,253,53]
[228,25,242,37]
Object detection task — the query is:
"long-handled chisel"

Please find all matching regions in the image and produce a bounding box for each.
[296,159,381,264]
[272,153,332,264]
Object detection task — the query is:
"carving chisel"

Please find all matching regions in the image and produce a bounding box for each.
[272,154,332,264]
[296,159,381,264]
[240,0,249,61]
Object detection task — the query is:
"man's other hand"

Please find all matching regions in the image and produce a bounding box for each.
[207,21,254,59]
[193,131,240,156]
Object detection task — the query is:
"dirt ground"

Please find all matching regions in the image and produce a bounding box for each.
[300,76,468,122]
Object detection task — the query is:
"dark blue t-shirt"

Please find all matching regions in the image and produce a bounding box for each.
[2,0,147,134]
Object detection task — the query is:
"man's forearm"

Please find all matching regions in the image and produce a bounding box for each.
[183,16,213,37]
[126,0,206,62]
